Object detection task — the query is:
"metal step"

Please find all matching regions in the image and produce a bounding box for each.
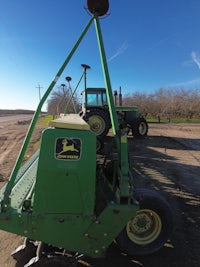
[0,150,39,210]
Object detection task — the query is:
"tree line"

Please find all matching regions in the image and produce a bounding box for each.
[122,88,200,121]
[47,85,80,116]
[0,109,35,115]
[47,86,200,121]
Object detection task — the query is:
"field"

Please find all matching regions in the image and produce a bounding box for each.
[0,118,199,267]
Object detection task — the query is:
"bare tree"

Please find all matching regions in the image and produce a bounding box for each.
[121,87,200,121]
[47,84,80,116]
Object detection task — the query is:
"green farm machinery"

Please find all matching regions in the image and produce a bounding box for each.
[81,85,148,139]
[0,1,173,266]
[75,63,148,139]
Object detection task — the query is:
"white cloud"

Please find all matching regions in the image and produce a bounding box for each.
[108,41,129,62]
[149,37,169,50]
[191,51,200,69]
[167,78,200,88]
[182,59,193,68]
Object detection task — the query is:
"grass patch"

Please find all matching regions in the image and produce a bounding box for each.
[37,115,54,126]
[147,117,200,123]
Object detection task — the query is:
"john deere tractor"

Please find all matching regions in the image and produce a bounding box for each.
[81,86,148,138]
[0,1,173,266]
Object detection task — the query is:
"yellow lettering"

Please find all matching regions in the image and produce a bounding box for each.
[56,154,79,160]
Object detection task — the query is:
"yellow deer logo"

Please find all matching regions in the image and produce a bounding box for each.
[58,139,79,155]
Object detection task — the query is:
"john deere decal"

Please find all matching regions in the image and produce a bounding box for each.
[55,138,81,160]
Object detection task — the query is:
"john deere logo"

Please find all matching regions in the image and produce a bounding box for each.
[55,138,81,160]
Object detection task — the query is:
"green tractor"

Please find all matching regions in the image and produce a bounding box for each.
[81,86,148,138]
[0,1,173,266]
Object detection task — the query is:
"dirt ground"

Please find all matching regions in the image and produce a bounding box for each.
[0,119,199,267]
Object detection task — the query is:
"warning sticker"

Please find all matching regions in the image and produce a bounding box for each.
[55,138,81,160]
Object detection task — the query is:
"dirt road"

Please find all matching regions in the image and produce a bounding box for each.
[0,115,33,123]
[0,120,199,267]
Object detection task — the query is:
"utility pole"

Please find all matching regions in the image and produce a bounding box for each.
[36,84,43,101]
[81,64,91,90]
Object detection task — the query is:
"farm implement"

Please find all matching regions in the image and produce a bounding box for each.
[0,0,173,266]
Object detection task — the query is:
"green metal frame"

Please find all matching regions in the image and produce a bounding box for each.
[94,18,119,138]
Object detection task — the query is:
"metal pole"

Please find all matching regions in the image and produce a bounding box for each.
[66,77,77,113]
[36,84,43,102]
[81,64,91,90]
[119,86,122,106]
[94,15,130,198]
[57,84,66,115]
[64,73,84,115]
[94,15,120,148]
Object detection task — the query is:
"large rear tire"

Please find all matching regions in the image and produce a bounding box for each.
[116,188,173,255]
[84,109,110,138]
[131,117,148,138]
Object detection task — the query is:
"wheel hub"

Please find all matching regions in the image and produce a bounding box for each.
[93,122,101,130]
[88,115,105,135]
[126,209,162,245]
[139,122,147,135]
[132,213,152,233]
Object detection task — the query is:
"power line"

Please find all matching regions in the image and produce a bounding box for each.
[36,84,43,101]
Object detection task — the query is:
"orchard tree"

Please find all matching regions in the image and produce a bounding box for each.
[121,87,200,120]
[47,84,80,116]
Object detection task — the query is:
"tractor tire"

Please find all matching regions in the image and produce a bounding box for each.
[131,117,148,138]
[96,136,104,152]
[116,188,173,255]
[84,109,110,138]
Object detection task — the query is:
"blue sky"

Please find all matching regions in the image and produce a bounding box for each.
[1,0,200,110]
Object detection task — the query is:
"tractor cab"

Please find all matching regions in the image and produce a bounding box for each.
[83,88,108,108]
[83,87,139,112]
